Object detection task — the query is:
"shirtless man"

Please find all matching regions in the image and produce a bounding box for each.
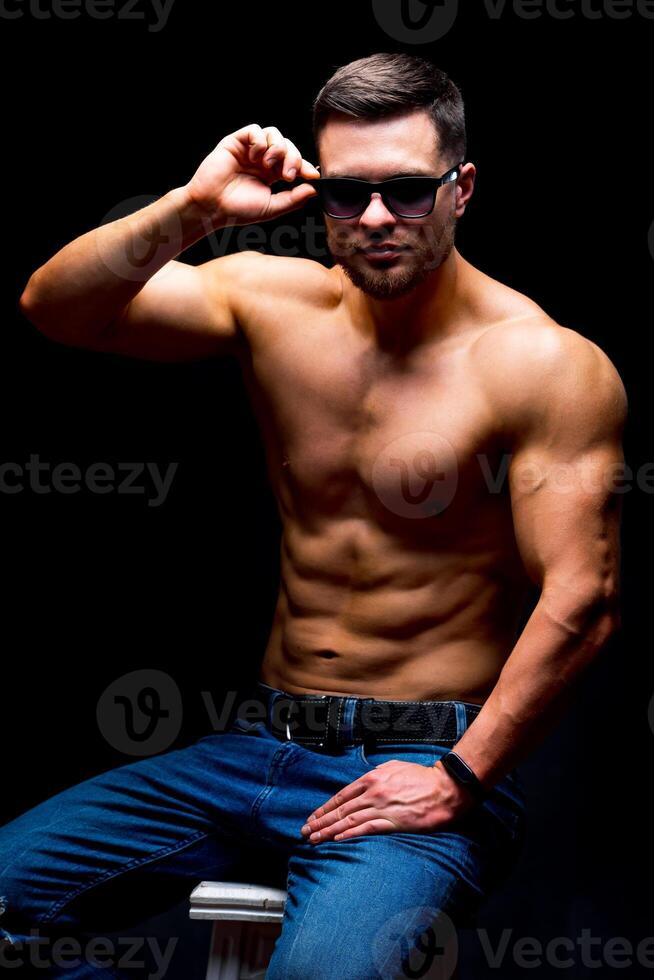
[5,53,626,979]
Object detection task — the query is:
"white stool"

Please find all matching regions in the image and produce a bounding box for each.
[189,881,288,980]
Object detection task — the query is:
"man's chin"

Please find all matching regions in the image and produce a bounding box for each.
[336,257,434,300]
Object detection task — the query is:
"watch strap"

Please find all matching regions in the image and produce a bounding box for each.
[439,750,489,803]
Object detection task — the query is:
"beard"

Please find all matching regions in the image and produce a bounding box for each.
[326,212,457,300]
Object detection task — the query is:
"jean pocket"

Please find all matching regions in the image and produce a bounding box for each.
[357,740,451,771]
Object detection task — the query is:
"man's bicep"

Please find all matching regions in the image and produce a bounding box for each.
[88,255,248,363]
[508,437,624,607]
[504,334,627,626]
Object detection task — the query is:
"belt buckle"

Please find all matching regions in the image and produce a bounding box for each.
[279,694,329,749]
[278,699,297,742]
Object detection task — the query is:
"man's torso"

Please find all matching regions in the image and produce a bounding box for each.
[228,252,553,702]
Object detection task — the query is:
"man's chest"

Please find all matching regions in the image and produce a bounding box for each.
[241,316,508,535]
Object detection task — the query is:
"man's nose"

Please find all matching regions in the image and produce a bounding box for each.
[358,192,397,226]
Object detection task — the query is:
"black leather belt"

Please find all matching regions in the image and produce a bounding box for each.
[234,682,483,752]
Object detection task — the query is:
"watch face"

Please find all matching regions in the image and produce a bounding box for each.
[446,753,471,782]
[443,752,485,800]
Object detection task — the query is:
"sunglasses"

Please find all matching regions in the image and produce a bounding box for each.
[312,162,464,219]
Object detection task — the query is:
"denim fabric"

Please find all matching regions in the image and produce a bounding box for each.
[0,683,527,979]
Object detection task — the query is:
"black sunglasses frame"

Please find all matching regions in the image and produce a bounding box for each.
[313,161,465,219]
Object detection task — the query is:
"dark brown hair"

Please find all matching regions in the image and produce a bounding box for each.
[312,53,466,168]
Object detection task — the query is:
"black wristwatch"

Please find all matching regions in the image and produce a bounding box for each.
[439,751,489,803]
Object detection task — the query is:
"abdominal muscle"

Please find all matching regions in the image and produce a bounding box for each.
[259,517,530,704]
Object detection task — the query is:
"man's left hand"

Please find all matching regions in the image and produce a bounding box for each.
[300,760,478,843]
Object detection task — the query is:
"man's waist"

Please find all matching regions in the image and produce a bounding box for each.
[232,680,483,751]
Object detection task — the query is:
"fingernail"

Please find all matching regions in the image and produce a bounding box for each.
[287,168,296,180]
[301,823,310,833]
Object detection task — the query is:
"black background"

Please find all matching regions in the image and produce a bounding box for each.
[2,1,653,977]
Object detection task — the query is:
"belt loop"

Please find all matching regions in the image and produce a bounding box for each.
[340,698,357,743]
[454,702,468,740]
[357,697,380,751]
[268,690,285,734]
[325,697,341,752]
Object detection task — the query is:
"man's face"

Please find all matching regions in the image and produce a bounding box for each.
[318,109,459,300]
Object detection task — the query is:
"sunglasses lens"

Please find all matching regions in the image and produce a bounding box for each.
[318,177,440,218]
[319,181,366,218]
[386,179,436,217]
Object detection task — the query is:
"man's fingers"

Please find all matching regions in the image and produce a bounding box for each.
[303,778,371,825]
[309,806,381,840]
[299,159,321,178]
[306,792,373,835]
[221,124,284,169]
[245,126,268,164]
[267,138,300,180]
[333,818,394,841]
[261,127,286,169]
[221,123,264,159]
[282,137,302,180]
[261,130,317,182]
[264,182,319,220]
[221,123,320,180]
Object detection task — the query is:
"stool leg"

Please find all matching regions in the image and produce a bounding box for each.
[205,920,243,980]
[241,921,284,978]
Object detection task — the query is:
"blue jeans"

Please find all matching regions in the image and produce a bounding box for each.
[0,682,527,979]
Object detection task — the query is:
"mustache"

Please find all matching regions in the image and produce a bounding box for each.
[327,223,449,255]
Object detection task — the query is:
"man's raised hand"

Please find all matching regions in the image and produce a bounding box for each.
[183,123,320,229]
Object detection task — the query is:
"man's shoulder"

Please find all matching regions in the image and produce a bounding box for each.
[472,310,595,372]
[470,311,628,443]
[204,250,340,311]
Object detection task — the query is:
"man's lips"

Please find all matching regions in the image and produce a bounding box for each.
[362,245,409,262]
[363,244,408,252]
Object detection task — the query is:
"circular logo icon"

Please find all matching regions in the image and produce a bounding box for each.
[371,431,458,519]
[96,669,183,756]
[372,904,458,979]
[372,0,459,43]
[95,195,184,282]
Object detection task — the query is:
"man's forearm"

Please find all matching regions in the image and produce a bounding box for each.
[19,184,216,342]
[444,587,619,790]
